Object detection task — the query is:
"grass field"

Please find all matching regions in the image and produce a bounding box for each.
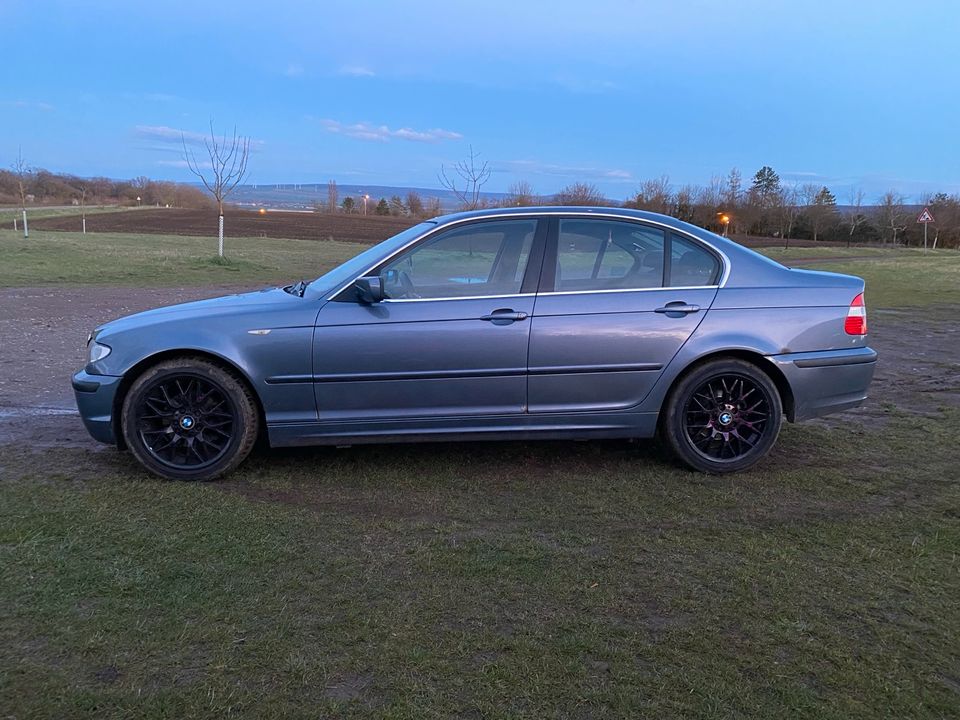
[0,205,135,224]
[0,229,367,287]
[1,229,958,718]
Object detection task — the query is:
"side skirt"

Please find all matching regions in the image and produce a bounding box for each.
[267,411,660,448]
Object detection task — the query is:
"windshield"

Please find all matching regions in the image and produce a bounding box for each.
[306,221,436,297]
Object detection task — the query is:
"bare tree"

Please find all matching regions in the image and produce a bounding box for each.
[406,190,425,217]
[326,180,338,214]
[556,182,605,206]
[12,147,30,238]
[506,180,537,206]
[78,183,87,234]
[182,123,251,257]
[438,145,491,210]
[877,191,907,245]
[773,185,800,246]
[845,188,868,247]
[629,175,671,214]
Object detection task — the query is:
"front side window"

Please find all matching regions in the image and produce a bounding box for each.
[381,220,536,299]
[555,219,665,292]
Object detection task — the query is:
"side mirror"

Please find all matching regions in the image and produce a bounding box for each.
[354,275,384,304]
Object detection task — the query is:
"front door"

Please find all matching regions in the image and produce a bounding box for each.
[313,218,545,421]
[528,218,721,413]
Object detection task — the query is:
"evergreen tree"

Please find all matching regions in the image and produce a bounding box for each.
[341,196,355,213]
[751,166,781,207]
[375,197,390,215]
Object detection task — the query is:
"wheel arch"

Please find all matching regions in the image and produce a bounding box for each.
[111,349,267,450]
[661,349,796,423]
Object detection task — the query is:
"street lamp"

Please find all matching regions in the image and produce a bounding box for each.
[718,213,730,237]
[363,194,370,215]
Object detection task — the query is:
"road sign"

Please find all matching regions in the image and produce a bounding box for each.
[917,207,936,223]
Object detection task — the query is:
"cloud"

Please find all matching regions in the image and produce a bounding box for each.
[321,119,462,144]
[6,99,55,111]
[338,65,375,77]
[284,63,304,77]
[499,159,633,182]
[135,125,264,149]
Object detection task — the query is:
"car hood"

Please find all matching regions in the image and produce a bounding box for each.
[95,286,313,335]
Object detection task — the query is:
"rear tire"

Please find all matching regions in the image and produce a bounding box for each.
[121,357,259,481]
[661,358,783,474]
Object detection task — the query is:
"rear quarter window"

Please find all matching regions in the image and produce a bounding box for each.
[670,235,720,286]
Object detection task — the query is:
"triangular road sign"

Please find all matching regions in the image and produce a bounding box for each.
[917,207,936,223]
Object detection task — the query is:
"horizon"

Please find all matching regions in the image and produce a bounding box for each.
[2,1,959,202]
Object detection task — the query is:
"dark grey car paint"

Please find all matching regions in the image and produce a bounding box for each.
[73,207,876,448]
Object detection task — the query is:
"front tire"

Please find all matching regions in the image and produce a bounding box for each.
[121,357,259,481]
[661,358,783,474]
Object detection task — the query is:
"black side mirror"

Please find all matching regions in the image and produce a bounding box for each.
[354,276,384,304]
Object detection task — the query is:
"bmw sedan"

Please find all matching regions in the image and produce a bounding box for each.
[73,207,877,480]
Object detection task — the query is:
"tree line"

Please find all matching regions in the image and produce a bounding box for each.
[1,164,211,210]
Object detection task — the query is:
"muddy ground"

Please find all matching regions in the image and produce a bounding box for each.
[1,285,957,465]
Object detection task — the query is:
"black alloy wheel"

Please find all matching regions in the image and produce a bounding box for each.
[121,358,259,481]
[661,358,783,473]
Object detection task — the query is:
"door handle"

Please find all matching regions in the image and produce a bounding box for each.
[654,302,701,315]
[480,309,529,323]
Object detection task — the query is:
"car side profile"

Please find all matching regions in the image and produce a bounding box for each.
[73,207,877,480]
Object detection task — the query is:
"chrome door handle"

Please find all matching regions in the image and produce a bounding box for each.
[654,302,701,315]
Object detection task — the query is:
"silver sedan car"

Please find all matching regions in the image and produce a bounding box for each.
[73,207,876,480]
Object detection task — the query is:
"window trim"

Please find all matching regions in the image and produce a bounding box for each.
[542,217,722,294]
[330,211,730,302]
[331,217,546,303]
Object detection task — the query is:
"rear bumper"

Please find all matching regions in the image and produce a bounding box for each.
[72,370,123,444]
[769,347,877,422]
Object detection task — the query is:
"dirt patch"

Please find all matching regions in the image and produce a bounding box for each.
[30,208,419,244]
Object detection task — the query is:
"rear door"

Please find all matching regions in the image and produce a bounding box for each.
[312,217,546,421]
[528,217,720,413]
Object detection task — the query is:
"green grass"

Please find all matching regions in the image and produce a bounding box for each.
[0,229,367,287]
[1,409,958,718]
[3,229,958,309]
[0,205,135,223]
[761,247,960,308]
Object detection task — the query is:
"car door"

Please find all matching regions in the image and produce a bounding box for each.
[528,217,721,413]
[312,217,546,421]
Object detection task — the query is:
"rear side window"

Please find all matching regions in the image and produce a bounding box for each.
[556,219,665,291]
[670,235,720,287]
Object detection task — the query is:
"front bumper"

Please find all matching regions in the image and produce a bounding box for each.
[72,370,123,444]
[769,346,878,422]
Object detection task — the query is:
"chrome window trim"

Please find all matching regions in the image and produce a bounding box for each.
[330,211,732,300]
[537,285,719,298]
[382,292,535,304]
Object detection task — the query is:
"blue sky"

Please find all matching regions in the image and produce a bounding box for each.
[2,0,958,200]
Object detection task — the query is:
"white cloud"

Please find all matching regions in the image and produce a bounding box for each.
[6,99,55,111]
[135,125,264,149]
[338,65,375,77]
[284,63,304,77]
[499,159,633,182]
[321,119,462,144]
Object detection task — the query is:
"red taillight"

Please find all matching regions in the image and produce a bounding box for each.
[844,293,867,335]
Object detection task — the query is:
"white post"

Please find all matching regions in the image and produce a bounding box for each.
[218,214,224,257]
[22,210,28,238]
[923,222,928,251]
[12,216,16,232]
[82,216,87,234]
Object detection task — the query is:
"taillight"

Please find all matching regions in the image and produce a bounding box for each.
[844,293,867,335]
